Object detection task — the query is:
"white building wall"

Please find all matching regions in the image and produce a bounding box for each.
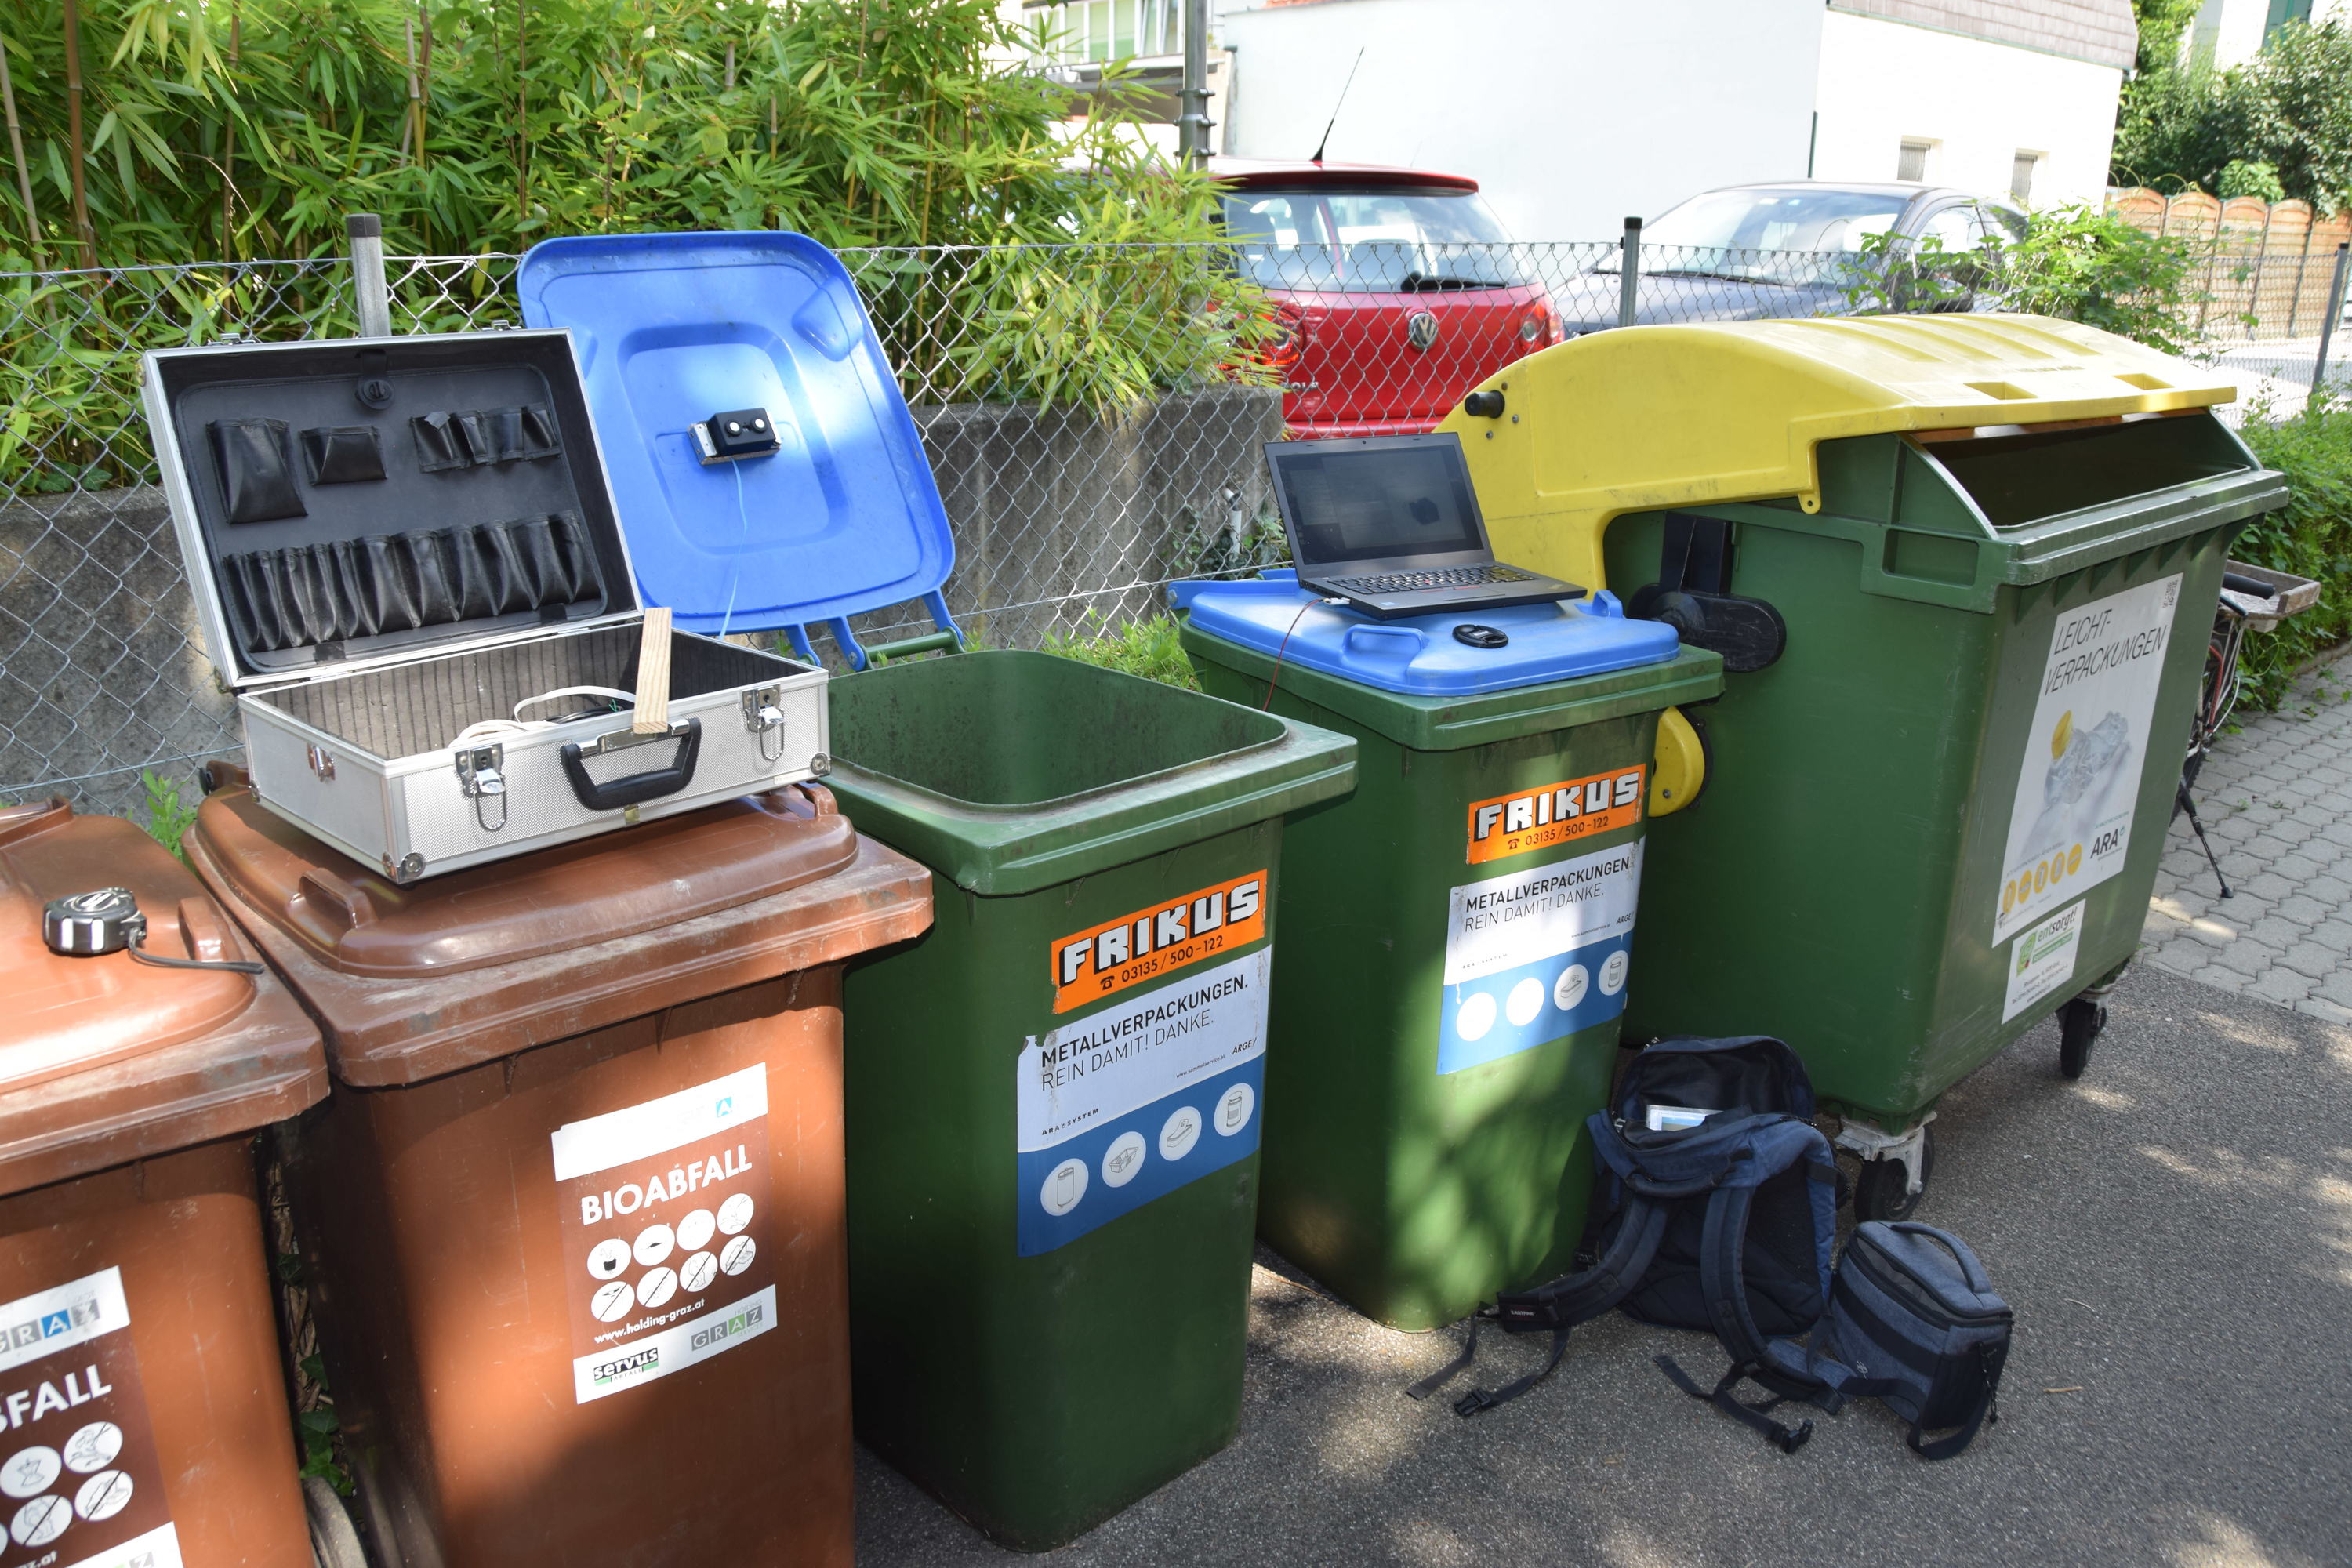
[1216,0,1824,240]
[1811,10,2124,209]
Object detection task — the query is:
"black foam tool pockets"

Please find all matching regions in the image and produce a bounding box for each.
[302,425,387,485]
[220,513,604,655]
[411,405,563,471]
[209,417,307,523]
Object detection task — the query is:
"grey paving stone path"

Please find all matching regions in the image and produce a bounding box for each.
[2143,660,2352,1018]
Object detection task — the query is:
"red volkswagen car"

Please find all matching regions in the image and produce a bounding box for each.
[1214,158,1559,438]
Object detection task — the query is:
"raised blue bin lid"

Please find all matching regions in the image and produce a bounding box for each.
[517,232,953,636]
[1174,573,1679,696]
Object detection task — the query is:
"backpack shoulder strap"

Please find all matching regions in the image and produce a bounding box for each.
[1406,1193,1671,1417]
[1907,1338,2009,1461]
[1490,1193,1670,1332]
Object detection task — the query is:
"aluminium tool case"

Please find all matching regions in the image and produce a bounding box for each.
[141,328,828,881]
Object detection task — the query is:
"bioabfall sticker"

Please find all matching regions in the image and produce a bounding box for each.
[0,1267,183,1568]
[551,1066,777,1403]
[1996,575,2180,944]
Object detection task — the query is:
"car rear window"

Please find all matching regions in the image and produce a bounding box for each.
[1221,187,1526,292]
[1644,189,1906,252]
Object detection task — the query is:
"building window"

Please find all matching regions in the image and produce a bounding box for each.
[1028,0,1182,63]
[2010,151,2042,203]
[1896,140,1934,183]
[2264,0,2313,43]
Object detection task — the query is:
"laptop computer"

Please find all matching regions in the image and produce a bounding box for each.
[1264,434,1584,620]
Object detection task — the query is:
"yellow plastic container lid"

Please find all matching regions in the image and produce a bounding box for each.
[1438,313,2242,595]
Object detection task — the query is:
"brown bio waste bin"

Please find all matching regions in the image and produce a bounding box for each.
[0,797,327,1568]
[184,768,931,1567]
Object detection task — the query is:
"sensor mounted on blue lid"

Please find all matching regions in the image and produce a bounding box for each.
[517,232,956,658]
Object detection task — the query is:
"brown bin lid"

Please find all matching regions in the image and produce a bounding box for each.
[187,774,932,1087]
[0,800,328,1196]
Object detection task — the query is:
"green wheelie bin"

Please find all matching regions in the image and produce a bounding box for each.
[1174,572,1721,1330]
[515,229,1358,1548]
[828,649,1355,1549]
[1437,314,2290,1216]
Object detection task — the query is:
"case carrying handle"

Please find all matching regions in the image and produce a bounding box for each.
[559,718,702,811]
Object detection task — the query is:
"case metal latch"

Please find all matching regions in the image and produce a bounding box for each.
[305,743,336,782]
[742,686,786,763]
[456,744,508,833]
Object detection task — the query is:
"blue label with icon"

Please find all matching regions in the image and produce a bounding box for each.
[1014,949,1271,1256]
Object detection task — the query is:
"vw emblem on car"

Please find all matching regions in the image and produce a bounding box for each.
[1406,310,1440,351]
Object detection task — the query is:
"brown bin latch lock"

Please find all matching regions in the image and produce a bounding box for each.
[42,887,263,974]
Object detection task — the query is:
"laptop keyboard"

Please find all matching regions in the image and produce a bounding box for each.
[1328,564,1540,594]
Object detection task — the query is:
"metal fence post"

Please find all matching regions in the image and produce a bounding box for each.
[1177,0,1211,169]
[1618,216,1641,331]
[2316,242,2350,411]
[348,212,391,337]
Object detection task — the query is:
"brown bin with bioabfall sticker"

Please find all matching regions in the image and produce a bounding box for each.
[183,767,931,1567]
[0,797,328,1568]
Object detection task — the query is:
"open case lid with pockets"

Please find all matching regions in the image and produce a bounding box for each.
[515,231,956,637]
[1174,573,1681,698]
[142,328,642,691]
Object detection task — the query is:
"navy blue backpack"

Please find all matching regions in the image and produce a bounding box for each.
[1410,1036,2009,1459]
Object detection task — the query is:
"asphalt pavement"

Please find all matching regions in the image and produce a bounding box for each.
[855,964,2352,1566]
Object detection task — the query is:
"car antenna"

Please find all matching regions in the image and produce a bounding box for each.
[1308,48,1365,165]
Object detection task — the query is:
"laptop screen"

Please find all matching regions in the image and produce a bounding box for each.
[1267,435,1487,567]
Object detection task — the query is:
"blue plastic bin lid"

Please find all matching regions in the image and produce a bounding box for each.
[517,232,953,635]
[1174,573,1679,696]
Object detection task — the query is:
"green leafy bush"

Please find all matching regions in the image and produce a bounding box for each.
[1837,205,2202,354]
[1040,612,1199,690]
[136,767,200,858]
[0,0,1220,263]
[2216,159,2288,201]
[0,0,1274,487]
[2234,401,2352,707]
[1993,204,2203,355]
[2114,20,2352,211]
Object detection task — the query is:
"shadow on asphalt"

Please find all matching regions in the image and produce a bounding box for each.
[856,964,2351,1567]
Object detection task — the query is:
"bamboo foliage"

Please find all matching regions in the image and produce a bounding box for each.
[0,0,1276,492]
[0,0,1235,263]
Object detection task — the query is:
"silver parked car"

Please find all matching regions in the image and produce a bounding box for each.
[1551,180,2029,334]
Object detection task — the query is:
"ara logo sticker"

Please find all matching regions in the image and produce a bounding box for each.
[1466,766,1646,864]
[1051,870,1267,1013]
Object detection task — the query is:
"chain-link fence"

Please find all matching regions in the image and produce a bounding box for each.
[0,233,2282,818]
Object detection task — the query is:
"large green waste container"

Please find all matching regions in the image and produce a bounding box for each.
[1174,578,1721,1330]
[1438,314,2291,1216]
[829,649,1355,1550]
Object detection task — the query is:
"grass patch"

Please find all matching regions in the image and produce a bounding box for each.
[2235,400,2352,708]
[1040,614,1200,691]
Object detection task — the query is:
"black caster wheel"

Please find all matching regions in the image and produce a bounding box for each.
[2058,998,2107,1080]
[1852,1125,1935,1223]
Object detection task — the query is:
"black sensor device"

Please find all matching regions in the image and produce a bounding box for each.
[43,887,144,956]
[41,887,265,974]
[693,407,781,465]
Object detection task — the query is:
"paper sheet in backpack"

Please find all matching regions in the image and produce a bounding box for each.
[1440,840,1642,1075]
[1996,574,2182,945]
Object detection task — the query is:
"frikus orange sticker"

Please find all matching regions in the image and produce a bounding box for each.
[1051,870,1267,1013]
[1466,766,1646,864]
